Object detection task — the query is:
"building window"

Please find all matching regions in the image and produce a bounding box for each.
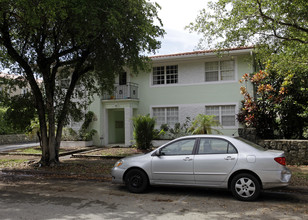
[119,72,127,85]
[205,105,236,126]
[205,60,235,82]
[153,107,179,127]
[166,65,178,84]
[153,65,178,85]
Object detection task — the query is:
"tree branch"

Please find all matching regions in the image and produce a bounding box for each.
[55,49,93,144]
[1,13,48,145]
[271,29,308,44]
[256,0,308,33]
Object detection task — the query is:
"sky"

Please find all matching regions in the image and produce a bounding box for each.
[149,0,209,56]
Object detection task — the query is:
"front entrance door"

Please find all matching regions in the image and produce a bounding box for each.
[108,109,125,144]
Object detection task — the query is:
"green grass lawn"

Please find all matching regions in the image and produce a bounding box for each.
[13,146,71,154]
[15,147,42,154]
[87,147,140,157]
[0,158,29,168]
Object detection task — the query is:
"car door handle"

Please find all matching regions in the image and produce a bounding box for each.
[224,156,235,160]
[183,157,193,161]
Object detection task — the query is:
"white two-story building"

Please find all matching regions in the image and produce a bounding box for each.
[89,46,255,146]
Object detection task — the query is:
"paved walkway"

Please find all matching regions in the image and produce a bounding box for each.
[0,142,39,152]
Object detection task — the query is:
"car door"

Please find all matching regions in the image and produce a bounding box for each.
[194,137,238,186]
[151,138,196,184]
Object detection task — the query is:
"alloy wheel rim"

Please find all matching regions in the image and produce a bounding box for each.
[235,177,256,198]
[131,175,142,188]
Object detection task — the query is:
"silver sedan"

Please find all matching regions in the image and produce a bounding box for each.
[111,135,291,201]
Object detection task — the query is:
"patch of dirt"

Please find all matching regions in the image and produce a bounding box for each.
[0,155,115,181]
[83,147,148,157]
[0,155,40,169]
[289,165,308,187]
[0,149,307,187]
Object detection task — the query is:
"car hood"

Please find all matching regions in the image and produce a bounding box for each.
[122,153,149,161]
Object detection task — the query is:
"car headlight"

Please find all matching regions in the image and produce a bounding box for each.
[114,159,124,168]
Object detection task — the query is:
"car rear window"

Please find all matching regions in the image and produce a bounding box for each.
[234,137,266,151]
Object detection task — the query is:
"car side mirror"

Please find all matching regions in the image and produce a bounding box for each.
[152,149,161,157]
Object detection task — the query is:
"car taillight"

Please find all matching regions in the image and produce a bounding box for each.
[274,157,286,166]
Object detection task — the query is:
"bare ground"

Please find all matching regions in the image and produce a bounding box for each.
[0,147,307,187]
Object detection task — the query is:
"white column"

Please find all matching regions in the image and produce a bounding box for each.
[124,107,133,147]
[103,108,109,146]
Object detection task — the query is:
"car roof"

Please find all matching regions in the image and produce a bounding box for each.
[176,134,236,140]
[171,135,261,153]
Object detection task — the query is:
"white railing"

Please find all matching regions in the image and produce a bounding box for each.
[102,82,138,100]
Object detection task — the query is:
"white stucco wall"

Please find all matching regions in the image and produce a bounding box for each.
[90,49,255,145]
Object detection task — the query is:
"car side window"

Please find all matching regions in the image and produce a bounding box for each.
[160,139,196,156]
[198,138,237,154]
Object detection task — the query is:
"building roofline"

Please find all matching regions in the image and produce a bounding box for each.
[0,72,42,83]
[149,46,254,60]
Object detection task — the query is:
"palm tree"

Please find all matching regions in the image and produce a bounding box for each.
[188,114,222,134]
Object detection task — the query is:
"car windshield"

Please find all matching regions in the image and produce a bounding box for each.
[234,137,266,151]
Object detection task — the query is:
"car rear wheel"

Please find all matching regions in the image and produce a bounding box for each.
[124,169,148,193]
[231,173,261,201]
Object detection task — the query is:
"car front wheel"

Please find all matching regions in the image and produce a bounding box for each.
[231,173,261,201]
[124,169,148,193]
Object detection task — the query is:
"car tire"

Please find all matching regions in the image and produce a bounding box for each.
[231,173,261,201]
[124,169,148,193]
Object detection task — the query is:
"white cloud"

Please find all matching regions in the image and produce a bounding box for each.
[150,0,209,55]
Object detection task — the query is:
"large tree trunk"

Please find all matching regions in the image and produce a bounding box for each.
[47,110,58,165]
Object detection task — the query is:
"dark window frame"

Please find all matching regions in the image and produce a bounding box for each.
[159,138,197,156]
[196,137,238,155]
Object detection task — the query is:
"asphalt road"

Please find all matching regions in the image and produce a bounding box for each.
[0,176,307,220]
[0,142,39,152]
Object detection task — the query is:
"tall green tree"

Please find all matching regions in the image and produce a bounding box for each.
[188,0,307,49]
[0,0,164,166]
[188,0,308,138]
[1,93,37,133]
[0,74,37,134]
[187,0,307,72]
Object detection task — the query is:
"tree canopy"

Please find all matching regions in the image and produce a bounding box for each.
[187,0,307,72]
[188,0,308,139]
[0,0,164,165]
[188,0,307,48]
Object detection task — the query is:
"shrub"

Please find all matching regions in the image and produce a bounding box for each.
[158,117,192,140]
[78,111,97,141]
[188,114,222,134]
[0,107,17,134]
[61,127,79,141]
[59,111,97,141]
[133,114,155,150]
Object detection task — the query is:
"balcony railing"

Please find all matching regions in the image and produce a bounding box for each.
[102,82,138,100]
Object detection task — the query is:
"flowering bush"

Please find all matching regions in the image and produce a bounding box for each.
[238,67,307,139]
